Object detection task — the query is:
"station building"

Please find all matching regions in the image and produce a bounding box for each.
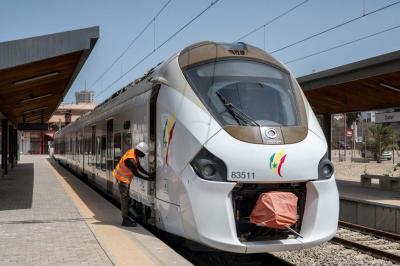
[20,102,96,154]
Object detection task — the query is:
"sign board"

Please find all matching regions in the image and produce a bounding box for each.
[375,111,400,123]
[18,123,48,131]
[346,129,353,137]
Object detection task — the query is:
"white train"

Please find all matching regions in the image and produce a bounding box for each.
[54,41,339,253]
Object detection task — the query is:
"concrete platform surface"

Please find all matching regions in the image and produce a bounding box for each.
[0,155,190,266]
[337,179,400,208]
[337,179,400,233]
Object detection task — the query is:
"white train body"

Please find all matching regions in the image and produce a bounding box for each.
[54,42,339,253]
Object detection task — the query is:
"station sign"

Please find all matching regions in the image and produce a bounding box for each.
[18,123,48,131]
[375,111,400,123]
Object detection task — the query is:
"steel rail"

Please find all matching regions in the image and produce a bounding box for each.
[338,220,400,242]
[331,236,400,264]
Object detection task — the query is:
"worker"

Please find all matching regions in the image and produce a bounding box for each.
[113,142,154,227]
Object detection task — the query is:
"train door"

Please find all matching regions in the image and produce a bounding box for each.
[149,85,160,176]
[106,119,113,194]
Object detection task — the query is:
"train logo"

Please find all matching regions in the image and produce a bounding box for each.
[265,128,277,139]
[269,149,287,177]
[162,114,176,166]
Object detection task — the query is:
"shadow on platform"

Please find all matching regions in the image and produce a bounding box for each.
[46,159,154,236]
[0,163,34,211]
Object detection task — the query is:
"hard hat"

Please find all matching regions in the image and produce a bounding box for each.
[136,142,149,155]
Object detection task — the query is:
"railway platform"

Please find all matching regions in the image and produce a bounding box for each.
[0,155,190,266]
[337,179,400,234]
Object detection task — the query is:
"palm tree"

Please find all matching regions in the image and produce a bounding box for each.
[367,124,398,163]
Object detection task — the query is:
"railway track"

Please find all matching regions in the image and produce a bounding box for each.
[331,221,400,264]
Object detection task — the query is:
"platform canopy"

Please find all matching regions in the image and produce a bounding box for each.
[297,50,400,114]
[0,26,99,124]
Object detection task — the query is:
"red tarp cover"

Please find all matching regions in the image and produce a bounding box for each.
[250,191,298,229]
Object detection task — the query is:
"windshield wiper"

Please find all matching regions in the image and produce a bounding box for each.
[216,91,260,127]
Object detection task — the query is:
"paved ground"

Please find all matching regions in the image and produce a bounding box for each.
[332,149,400,182]
[0,155,190,266]
[0,156,113,266]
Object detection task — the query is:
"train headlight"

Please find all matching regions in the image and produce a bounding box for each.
[190,147,227,182]
[318,152,334,180]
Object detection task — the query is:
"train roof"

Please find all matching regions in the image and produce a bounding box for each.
[178,41,286,70]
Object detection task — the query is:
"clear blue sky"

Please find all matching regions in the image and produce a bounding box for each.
[1,0,399,103]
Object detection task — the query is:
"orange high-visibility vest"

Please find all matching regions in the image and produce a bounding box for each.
[113,149,138,184]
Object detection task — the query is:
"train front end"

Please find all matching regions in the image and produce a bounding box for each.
[156,42,339,253]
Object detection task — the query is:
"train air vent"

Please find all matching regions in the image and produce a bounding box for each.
[222,42,247,55]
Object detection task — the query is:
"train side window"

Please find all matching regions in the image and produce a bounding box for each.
[75,134,79,159]
[122,132,132,154]
[91,126,96,165]
[107,120,113,159]
[114,133,122,167]
[101,136,106,171]
[80,135,84,155]
[85,134,89,156]
[96,136,101,169]
[70,138,72,155]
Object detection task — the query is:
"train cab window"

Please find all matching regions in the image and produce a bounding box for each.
[184,59,299,127]
[122,132,132,154]
[101,136,106,171]
[96,136,101,169]
[114,133,122,167]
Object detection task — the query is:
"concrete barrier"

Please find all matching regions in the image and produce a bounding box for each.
[340,197,400,234]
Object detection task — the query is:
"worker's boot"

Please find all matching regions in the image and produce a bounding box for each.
[122,217,137,227]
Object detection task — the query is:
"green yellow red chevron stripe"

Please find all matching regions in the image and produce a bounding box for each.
[269,149,287,177]
[162,115,176,166]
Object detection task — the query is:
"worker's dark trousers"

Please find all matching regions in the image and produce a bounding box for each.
[118,181,130,218]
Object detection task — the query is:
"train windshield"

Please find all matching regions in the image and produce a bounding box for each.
[184,59,299,127]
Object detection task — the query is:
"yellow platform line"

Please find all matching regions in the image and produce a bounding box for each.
[46,159,184,266]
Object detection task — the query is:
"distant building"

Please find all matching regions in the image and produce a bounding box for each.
[48,102,96,130]
[75,90,94,104]
[20,102,96,154]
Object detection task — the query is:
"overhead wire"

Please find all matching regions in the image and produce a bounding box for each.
[95,0,221,99]
[89,0,172,90]
[271,0,400,54]
[284,24,400,64]
[234,0,310,42]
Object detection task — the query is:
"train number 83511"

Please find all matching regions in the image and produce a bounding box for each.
[230,171,255,179]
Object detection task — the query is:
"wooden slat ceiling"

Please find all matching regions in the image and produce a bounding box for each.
[304,71,400,114]
[0,51,83,123]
